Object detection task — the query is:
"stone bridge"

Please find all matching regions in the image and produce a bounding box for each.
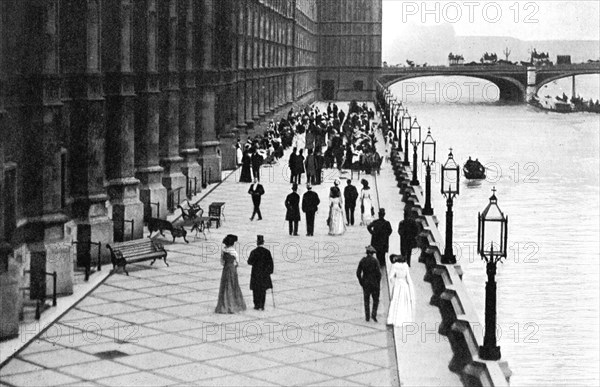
[378,63,600,102]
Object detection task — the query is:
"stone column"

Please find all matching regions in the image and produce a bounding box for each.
[195,0,221,182]
[258,76,266,118]
[104,0,144,241]
[158,0,186,211]
[62,0,113,265]
[178,0,202,195]
[133,0,167,220]
[12,1,72,297]
[1,10,21,334]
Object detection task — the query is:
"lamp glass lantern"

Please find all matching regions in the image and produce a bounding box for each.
[441,150,460,197]
[422,127,436,164]
[401,110,412,133]
[410,117,421,145]
[477,188,509,260]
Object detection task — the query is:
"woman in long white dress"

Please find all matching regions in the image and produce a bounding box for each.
[360,179,374,226]
[328,180,346,236]
[387,254,416,326]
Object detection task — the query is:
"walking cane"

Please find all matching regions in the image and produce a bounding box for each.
[271,287,276,308]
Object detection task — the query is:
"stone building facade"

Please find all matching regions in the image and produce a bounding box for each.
[0,0,381,338]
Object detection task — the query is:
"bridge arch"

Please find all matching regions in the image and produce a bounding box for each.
[534,70,600,96]
[379,73,527,102]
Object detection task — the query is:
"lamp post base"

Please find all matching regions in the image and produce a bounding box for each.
[479,345,501,361]
[410,179,420,186]
[441,253,456,265]
[422,207,433,216]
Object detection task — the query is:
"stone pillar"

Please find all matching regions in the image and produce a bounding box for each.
[62,0,113,265]
[104,0,144,241]
[12,0,73,296]
[159,0,186,211]
[178,0,202,195]
[237,80,247,131]
[195,0,222,182]
[1,51,21,337]
[133,0,167,220]
[258,77,266,118]
[526,66,537,102]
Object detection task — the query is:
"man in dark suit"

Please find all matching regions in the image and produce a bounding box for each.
[285,183,301,236]
[301,184,320,236]
[248,177,264,221]
[247,235,274,310]
[398,207,420,266]
[314,149,324,185]
[367,208,393,267]
[289,147,298,184]
[356,245,382,322]
[251,150,264,181]
[343,179,359,226]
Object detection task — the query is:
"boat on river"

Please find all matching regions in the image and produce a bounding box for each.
[463,158,486,180]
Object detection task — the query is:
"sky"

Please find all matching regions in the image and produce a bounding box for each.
[382,0,600,41]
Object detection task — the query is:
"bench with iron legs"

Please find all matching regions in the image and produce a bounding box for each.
[107,239,168,276]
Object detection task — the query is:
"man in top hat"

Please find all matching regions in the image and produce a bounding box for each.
[248,177,264,221]
[301,183,320,236]
[344,179,359,226]
[356,245,382,322]
[367,208,393,266]
[398,206,420,267]
[285,183,301,236]
[247,235,274,311]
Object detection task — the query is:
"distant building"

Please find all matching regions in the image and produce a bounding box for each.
[557,55,572,65]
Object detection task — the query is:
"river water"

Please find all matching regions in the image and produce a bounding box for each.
[390,76,600,386]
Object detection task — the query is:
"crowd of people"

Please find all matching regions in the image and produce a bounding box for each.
[217,100,417,327]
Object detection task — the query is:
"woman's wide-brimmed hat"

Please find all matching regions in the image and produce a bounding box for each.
[222,234,238,246]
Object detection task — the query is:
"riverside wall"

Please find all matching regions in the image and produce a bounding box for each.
[382,113,512,386]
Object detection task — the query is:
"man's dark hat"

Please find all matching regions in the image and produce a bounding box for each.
[257,235,264,245]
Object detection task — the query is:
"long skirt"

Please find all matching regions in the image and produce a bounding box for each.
[215,263,247,314]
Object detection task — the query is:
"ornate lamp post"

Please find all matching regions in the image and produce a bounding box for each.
[421,127,436,215]
[401,110,412,166]
[477,187,508,361]
[396,104,404,151]
[441,149,459,264]
[410,117,422,186]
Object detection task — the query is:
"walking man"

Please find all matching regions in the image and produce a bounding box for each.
[344,179,359,226]
[285,183,301,236]
[248,177,264,221]
[356,246,381,322]
[305,149,317,185]
[367,208,393,266]
[251,150,264,181]
[398,207,420,266]
[247,235,274,310]
[301,183,320,236]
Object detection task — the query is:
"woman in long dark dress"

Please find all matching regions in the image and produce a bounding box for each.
[215,235,247,314]
[239,146,253,183]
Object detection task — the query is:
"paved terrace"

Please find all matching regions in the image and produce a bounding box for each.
[0,103,461,386]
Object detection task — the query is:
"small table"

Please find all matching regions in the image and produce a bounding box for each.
[209,202,226,228]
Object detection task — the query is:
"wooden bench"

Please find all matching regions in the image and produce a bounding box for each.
[107,239,168,276]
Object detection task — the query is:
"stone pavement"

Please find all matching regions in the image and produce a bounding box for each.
[0,104,402,386]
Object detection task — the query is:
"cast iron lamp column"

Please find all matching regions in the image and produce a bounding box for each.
[402,110,412,166]
[441,149,460,264]
[410,117,422,186]
[477,187,509,361]
[421,128,436,215]
[396,104,404,152]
